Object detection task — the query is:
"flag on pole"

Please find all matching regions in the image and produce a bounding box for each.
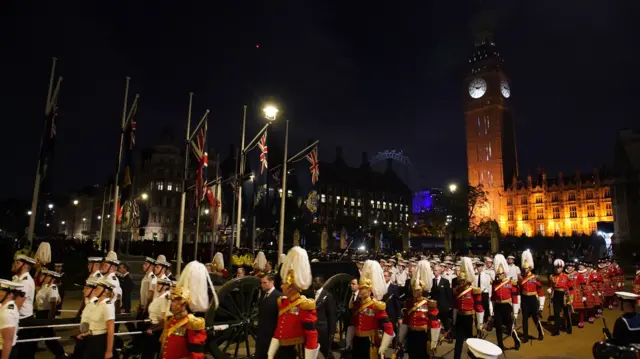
[258,132,268,174]
[190,119,208,207]
[306,147,319,184]
[206,182,222,228]
[38,78,62,195]
[118,97,138,228]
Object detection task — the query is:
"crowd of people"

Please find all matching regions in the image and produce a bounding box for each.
[1,238,640,359]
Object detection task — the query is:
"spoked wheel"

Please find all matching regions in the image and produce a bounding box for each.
[322,273,355,349]
[206,276,262,359]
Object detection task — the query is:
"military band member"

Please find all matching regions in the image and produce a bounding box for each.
[519,250,544,342]
[159,286,206,359]
[33,242,51,290]
[34,270,67,358]
[398,260,438,359]
[268,247,320,359]
[549,259,573,336]
[0,280,24,359]
[252,251,268,277]
[80,278,116,359]
[142,279,173,359]
[491,254,520,351]
[210,252,228,278]
[453,257,484,359]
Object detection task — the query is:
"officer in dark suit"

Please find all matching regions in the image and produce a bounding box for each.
[313,276,337,359]
[382,271,401,341]
[430,264,453,332]
[255,273,282,359]
[117,263,134,314]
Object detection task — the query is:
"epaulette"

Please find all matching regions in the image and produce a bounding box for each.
[186,314,205,331]
[472,287,482,295]
[490,280,494,285]
[96,273,102,278]
[427,299,438,308]
[511,280,518,285]
[106,300,112,304]
[150,274,156,278]
[299,297,316,311]
[7,304,14,310]
[373,299,386,311]
[112,275,117,281]
[21,276,27,281]
[50,285,57,290]
[277,296,286,306]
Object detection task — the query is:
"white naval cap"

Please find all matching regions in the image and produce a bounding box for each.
[96,277,115,290]
[0,279,25,291]
[466,338,502,359]
[88,257,103,263]
[15,254,36,265]
[616,291,640,301]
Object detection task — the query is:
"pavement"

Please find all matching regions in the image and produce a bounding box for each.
[32,287,623,359]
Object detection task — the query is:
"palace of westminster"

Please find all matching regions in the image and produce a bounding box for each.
[464,34,614,236]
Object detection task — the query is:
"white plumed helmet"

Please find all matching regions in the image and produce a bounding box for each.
[254,251,267,270]
[521,250,534,270]
[494,254,509,275]
[460,257,476,284]
[554,259,565,268]
[35,242,51,265]
[280,246,312,291]
[359,260,386,300]
[212,252,224,270]
[412,259,434,293]
[177,261,218,312]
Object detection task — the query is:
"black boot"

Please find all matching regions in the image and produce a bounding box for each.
[512,332,521,351]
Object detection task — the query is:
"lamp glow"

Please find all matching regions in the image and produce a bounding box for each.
[73,200,79,206]
[448,183,458,193]
[263,105,279,121]
[141,193,149,200]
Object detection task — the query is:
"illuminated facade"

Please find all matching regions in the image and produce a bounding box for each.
[463,34,614,235]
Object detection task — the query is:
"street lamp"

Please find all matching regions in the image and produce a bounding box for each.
[82,218,86,222]
[61,221,65,225]
[27,210,32,216]
[448,183,458,193]
[73,200,79,206]
[97,215,101,220]
[263,105,279,121]
[46,223,50,227]
[141,193,149,200]
[249,173,255,181]
[48,204,54,210]
[373,219,379,225]
[204,209,210,215]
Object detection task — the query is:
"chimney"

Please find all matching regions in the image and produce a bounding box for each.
[527,174,533,188]
[558,172,564,186]
[542,170,547,188]
[361,152,370,169]
[594,168,600,185]
[335,146,344,163]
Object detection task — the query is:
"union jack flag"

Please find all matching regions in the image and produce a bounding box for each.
[306,147,319,184]
[190,120,208,207]
[258,133,268,174]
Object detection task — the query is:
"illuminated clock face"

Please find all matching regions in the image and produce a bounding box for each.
[468,78,487,99]
[501,79,511,98]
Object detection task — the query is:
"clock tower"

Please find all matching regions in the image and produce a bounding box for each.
[464,33,518,223]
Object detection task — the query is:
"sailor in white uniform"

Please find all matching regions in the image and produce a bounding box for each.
[11,255,37,359]
[141,279,173,359]
[0,279,24,359]
[151,255,170,300]
[71,279,100,359]
[33,270,66,358]
[82,278,116,359]
[87,257,104,280]
[100,252,122,311]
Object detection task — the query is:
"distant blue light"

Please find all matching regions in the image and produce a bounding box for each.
[413,190,433,214]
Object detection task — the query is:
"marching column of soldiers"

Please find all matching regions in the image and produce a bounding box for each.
[2,240,640,359]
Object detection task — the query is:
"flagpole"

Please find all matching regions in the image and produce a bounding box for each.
[229,148,239,274]
[277,120,290,259]
[210,154,219,258]
[27,57,58,247]
[97,185,108,247]
[109,77,130,252]
[177,93,194,276]
[235,105,247,248]
[194,209,201,261]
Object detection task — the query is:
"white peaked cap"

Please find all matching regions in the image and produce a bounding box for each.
[494,254,509,275]
[280,246,312,291]
[461,257,476,284]
[254,251,267,270]
[554,259,565,267]
[466,338,502,359]
[212,252,224,269]
[412,260,434,292]
[279,253,287,265]
[156,255,166,262]
[35,242,51,265]
[177,261,218,312]
[521,250,534,270]
[106,251,118,261]
[360,260,386,300]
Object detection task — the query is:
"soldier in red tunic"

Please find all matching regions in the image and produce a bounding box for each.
[573,262,594,328]
[159,286,207,359]
[397,259,439,359]
[518,250,544,342]
[588,263,604,317]
[345,260,395,359]
[267,246,319,359]
[601,259,617,309]
[491,254,520,351]
[452,257,484,359]
[549,259,573,336]
[632,264,640,302]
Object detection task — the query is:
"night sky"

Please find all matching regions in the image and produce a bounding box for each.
[1,0,638,199]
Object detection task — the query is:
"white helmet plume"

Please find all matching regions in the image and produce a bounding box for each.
[35,242,51,265]
[212,252,224,269]
[280,246,312,291]
[554,259,565,268]
[360,260,386,300]
[177,261,218,312]
[521,250,534,270]
[254,251,267,270]
[412,260,434,293]
[460,257,476,284]
[494,254,509,275]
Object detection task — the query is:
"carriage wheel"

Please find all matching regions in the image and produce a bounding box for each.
[321,273,355,349]
[206,276,262,359]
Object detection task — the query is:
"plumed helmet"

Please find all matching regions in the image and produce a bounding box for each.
[279,253,287,265]
[359,260,386,300]
[254,251,267,270]
[554,259,565,268]
[460,257,476,284]
[521,250,534,270]
[494,254,509,275]
[35,242,51,265]
[412,260,434,293]
[281,246,313,291]
[212,252,224,270]
[176,261,218,312]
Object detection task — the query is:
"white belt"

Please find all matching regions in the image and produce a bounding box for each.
[90,330,107,335]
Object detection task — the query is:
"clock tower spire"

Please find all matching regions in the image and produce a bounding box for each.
[464,35,518,224]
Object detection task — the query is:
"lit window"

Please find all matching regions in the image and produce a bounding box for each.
[606,202,612,216]
[357,210,362,218]
[536,196,542,204]
[553,207,560,219]
[167,182,173,191]
[321,194,326,203]
[603,188,611,198]
[570,206,577,218]
[157,182,164,191]
[536,208,544,220]
[538,224,545,235]
[175,183,181,192]
[568,192,576,201]
[586,191,594,200]
[587,204,595,217]
[522,209,529,220]
[477,117,481,136]
[357,199,361,207]
[508,210,514,221]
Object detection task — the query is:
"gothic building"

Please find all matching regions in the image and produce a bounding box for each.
[463,34,614,235]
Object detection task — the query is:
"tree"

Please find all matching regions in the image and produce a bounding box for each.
[468,184,488,235]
